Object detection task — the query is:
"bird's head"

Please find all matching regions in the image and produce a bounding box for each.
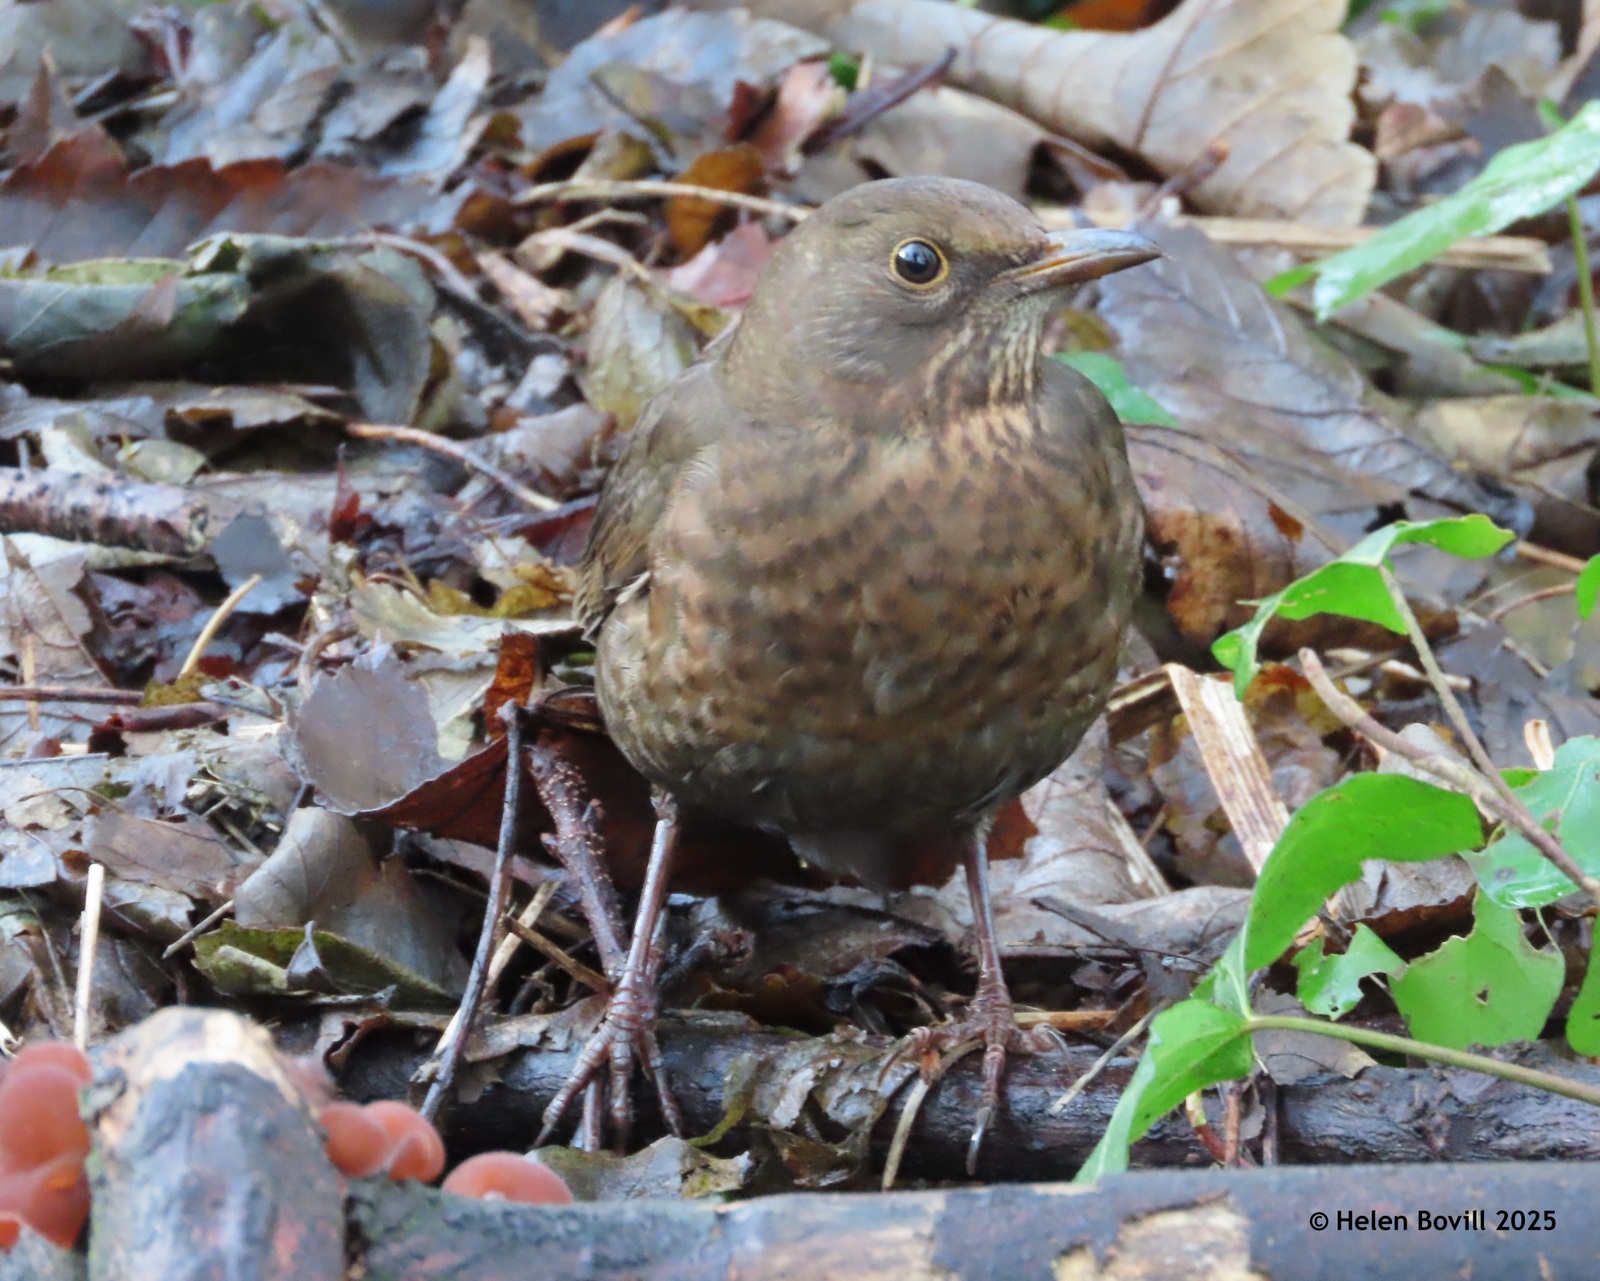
[723,176,1160,424]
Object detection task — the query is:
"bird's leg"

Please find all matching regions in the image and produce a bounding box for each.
[907,826,1046,1174]
[538,794,684,1151]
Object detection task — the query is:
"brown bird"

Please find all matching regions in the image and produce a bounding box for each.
[541,176,1157,1166]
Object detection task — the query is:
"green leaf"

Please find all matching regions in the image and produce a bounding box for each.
[1390,889,1563,1049]
[1073,1000,1253,1182]
[1055,352,1176,426]
[1293,924,1406,1018]
[1245,774,1481,971]
[1305,102,1600,318]
[1567,951,1600,1055]
[1577,555,1600,619]
[826,52,859,91]
[1464,735,1600,907]
[1377,0,1452,32]
[1212,515,1515,696]
[193,922,457,1008]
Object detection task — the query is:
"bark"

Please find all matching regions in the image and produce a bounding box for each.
[0,467,211,557]
[351,1160,1600,1281]
[329,1021,1600,1182]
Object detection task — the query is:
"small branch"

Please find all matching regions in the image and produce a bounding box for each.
[1378,569,1573,872]
[421,703,525,1123]
[1038,210,1552,274]
[503,917,608,995]
[1488,582,1576,622]
[345,423,558,513]
[1048,1005,1159,1115]
[161,899,235,960]
[75,863,104,1051]
[516,179,807,222]
[805,47,956,155]
[1516,541,1589,574]
[1300,649,1600,910]
[179,574,261,679]
[1014,1009,1117,1032]
[1245,1014,1600,1110]
[1379,567,1499,782]
[0,685,141,705]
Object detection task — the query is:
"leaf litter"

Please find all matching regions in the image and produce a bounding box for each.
[0,0,1598,1226]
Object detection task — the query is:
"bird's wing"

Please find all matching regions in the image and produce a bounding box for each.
[575,359,732,638]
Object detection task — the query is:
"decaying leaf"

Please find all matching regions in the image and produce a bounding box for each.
[733,0,1375,223]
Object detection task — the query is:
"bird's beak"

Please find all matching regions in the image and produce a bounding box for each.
[1005,227,1163,292]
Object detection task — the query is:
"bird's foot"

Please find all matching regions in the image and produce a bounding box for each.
[905,982,1054,1175]
[537,967,684,1152]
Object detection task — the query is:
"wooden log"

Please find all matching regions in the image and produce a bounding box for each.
[330,1021,1600,1180]
[88,1008,344,1281]
[351,1159,1600,1280]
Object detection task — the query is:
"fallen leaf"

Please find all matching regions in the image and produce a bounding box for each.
[751,0,1375,223]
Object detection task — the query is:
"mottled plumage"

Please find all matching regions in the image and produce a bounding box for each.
[550,176,1158,1162]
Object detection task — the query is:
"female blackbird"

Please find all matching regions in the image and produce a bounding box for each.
[542,176,1158,1167]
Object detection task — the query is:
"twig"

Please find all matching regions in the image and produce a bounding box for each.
[516,179,807,222]
[882,1040,976,1192]
[345,423,558,513]
[1488,581,1577,622]
[179,575,261,679]
[1048,1005,1160,1115]
[1379,567,1547,841]
[1013,1009,1118,1031]
[161,899,235,960]
[1300,649,1600,910]
[1134,215,1549,275]
[805,47,956,155]
[74,863,104,1051]
[421,703,525,1123]
[503,917,609,994]
[0,685,141,704]
[1517,541,1590,574]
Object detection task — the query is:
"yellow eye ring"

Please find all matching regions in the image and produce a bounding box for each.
[890,238,948,289]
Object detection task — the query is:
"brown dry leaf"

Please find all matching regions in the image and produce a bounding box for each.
[667,145,767,256]
[1253,990,1374,1084]
[1337,725,1477,935]
[0,535,106,752]
[1100,223,1526,648]
[1410,395,1600,550]
[797,85,1045,203]
[578,276,699,431]
[0,133,437,263]
[233,807,468,995]
[83,809,260,904]
[750,59,846,175]
[479,252,573,331]
[0,0,149,102]
[1444,620,1600,768]
[516,8,828,155]
[728,0,1374,223]
[538,1138,753,1202]
[1149,665,1339,888]
[664,223,776,309]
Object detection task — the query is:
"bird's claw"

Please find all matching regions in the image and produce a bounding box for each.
[537,977,684,1151]
[902,986,1048,1175]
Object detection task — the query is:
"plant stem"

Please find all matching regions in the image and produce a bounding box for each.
[1300,648,1600,910]
[1377,568,1585,875]
[1379,567,1496,779]
[1245,1014,1600,1109]
[1567,194,1600,394]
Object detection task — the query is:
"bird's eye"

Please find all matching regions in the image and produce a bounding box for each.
[890,238,948,288]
